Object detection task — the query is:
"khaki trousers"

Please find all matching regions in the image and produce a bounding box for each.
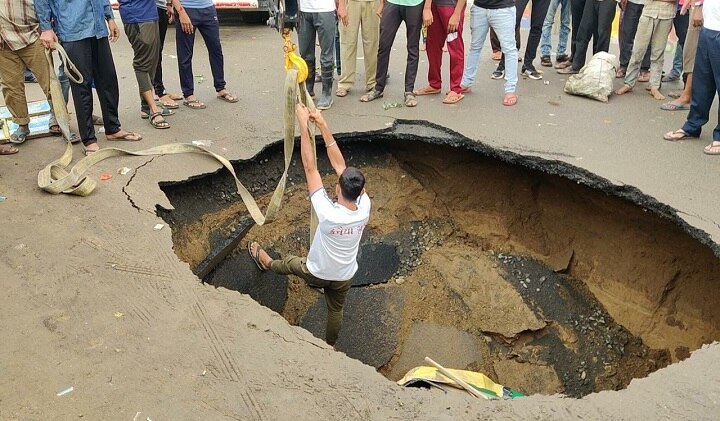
[338,0,380,91]
[269,254,352,346]
[683,7,700,73]
[0,40,53,125]
[624,15,673,89]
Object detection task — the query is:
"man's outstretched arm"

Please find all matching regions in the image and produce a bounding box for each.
[310,110,346,177]
[296,104,324,195]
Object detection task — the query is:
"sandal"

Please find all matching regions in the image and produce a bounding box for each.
[660,102,689,111]
[335,87,349,97]
[360,89,383,102]
[442,91,464,104]
[141,105,175,119]
[404,92,417,107]
[663,129,697,142]
[0,144,19,155]
[68,131,81,144]
[414,85,441,96]
[149,112,170,129]
[703,141,720,155]
[183,98,207,109]
[9,127,30,144]
[247,241,268,272]
[159,95,180,109]
[106,131,143,141]
[217,91,239,103]
[83,144,99,156]
[502,93,518,107]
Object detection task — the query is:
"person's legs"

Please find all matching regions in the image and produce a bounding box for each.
[298,11,319,95]
[19,40,56,132]
[706,29,720,141]
[594,0,616,53]
[619,2,643,70]
[360,0,380,90]
[154,7,169,97]
[460,5,491,89]
[175,8,197,99]
[316,11,338,109]
[374,2,403,93]
[648,18,673,93]
[125,22,162,111]
[523,0,551,66]
[491,6,519,95]
[338,0,361,91]
[569,0,585,61]
[682,28,714,137]
[62,38,97,146]
[567,0,598,71]
[540,0,561,58]
[619,15,654,90]
[57,61,70,105]
[558,0,570,56]
[490,27,501,56]
[668,8,689,78]
[195,6,228,94]
[323,280,352,346]
[446,5,465,93]
[402,3,423,94]
[0,47,31,133]
[425,4,447,91]
[334,20,341,75]
[92,37,124,136]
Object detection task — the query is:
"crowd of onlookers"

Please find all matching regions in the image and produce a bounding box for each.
[0,0,718,157]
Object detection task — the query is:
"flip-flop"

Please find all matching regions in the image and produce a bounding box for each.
[159,97,180,109]
[502,93,518,107]
[360,89,383,102]
[141,105,175,119]
[68,132,81,144]
[9,127,30,144]
[660,102,690,111]
[217,91,239,103]
[0,144,19,155]
[442,91,464,104]
[703,141,720,155]
[167,92,183,101]
[663,129,697,142]
[247,241,268,272]
[183,98,207,109]
[106,131,143,141]
[414,86,441,96]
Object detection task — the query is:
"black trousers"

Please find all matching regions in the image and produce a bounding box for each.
[153,7,169,97]
[570,0,616,71]
[62,36,121,146]
[375,1,423,93]
[514,0,552,65]
[569,0,586,61]
[619,2,650,70]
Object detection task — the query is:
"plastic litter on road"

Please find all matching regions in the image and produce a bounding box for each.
[56,386,74,396]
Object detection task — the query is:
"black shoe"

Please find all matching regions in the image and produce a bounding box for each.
[522,65,543,80]
[491,64,505,80]
[540,55,552,67]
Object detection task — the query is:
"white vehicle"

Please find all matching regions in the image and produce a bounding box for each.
[110,0,270,23]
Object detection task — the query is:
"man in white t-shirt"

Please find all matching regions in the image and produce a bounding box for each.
[249,104,370,346]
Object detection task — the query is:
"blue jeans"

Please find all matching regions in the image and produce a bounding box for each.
[682,28,720,141]
[462,5,518,93]
[670,7,689,76]
[540,0,570,57]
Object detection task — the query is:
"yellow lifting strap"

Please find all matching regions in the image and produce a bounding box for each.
[39,38,319,238]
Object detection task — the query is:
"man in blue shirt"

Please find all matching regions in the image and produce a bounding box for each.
[35,0,143,155]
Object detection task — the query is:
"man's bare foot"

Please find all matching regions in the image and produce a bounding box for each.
[649,87,666,100]
[615,85,632,95]
[248,241,272,271]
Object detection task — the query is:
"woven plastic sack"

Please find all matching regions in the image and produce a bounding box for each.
[564,52,620,103]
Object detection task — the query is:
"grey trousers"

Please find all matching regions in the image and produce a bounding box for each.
[124,21,161,103]
[298,11,337,86]
[623,15,673,89]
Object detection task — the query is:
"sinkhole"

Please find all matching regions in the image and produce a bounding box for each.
[157,121,720,398]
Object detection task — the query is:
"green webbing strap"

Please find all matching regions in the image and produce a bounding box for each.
[39,49,318,229]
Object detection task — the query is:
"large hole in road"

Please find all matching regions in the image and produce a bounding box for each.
[157,121,720,398]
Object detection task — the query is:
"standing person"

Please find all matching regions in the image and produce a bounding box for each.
[491,0,551,80]
[297,0,345,110]
[414,0,467,103]
[460,0,519,106]
[615,0,677,100]
[172,0,239,109]
[490,28,502,60]
[662,0,689,81]
[540,0,572,68]
[336,0,380,98]
[154,0,183,108]
[664,0,720,155]
[616,0,651,80]
[661,1,700,111]
[35,0,142,155]
[0,0,57,151]
[119,0,172,129]
[360,0,424,107]
[248,104,371,347]
[557,0,617,75]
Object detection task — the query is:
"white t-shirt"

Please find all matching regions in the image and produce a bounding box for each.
[705,0,720,31]
[299,0,336,13]
[306,189,371,281]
